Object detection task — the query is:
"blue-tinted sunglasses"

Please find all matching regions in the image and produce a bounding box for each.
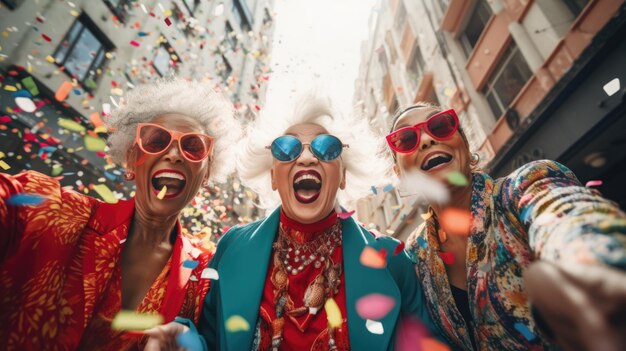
[267,134,349,162]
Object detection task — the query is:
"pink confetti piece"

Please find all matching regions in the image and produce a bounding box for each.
[585,180,603,187]
[393,242,405,255]
[337,210,355,219]
[395,315,430,351]
[356,293,396,320]
[438,252,455,265]
[164,17,172,26]
[130,40,140,47]
[360,247,387,269]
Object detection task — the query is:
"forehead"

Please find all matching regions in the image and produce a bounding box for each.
[393,107,440,129]
[149,113,205,133]
[284,123,328,138]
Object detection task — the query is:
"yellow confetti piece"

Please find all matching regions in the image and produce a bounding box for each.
[93,126,107,133]
[111,310,163,331]
[0,160,10,170]
[4,85,17,92]
[70,10,79,16]
[225,315,249,332]
[0,151,5,158]
[111,87,124,96]
[45,55,56,63]
[93,184,118,204]
[157,185,167,199]
[84,135,106,152]
[324,297,342,328]
[58,118,86,133]
[163,9,172,17]
[2,31,8,38]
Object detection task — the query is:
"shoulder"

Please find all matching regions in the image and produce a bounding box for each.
[498,160,580,193]
[216,217,267,246]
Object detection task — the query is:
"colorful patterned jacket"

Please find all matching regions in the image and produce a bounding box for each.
[0,171,212,350]
[407,160,626,350]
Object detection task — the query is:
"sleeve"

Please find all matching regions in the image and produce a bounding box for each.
[503,160,626,269]
[0,171,27,261]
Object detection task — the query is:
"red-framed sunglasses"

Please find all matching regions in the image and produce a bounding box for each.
[135,123,214,162]
[386,109,459,154]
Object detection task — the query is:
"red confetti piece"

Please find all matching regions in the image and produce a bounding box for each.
[337,210,355,219]
[41,34,52,42]
[395,315,430,351]
[438,251,455,265]
[440,207,472,236]
[421,338,450,351]
[360,247,387,269]
[585,180,603,187]
[130,40,140,47]
[356,293,396,320]
[393,242,405,255]
[222,226,231,234]
[255,105,261,111]
[0,115,12,123]
[36,15,45,23]
[164,17,172,26]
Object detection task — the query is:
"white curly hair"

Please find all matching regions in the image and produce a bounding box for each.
[106,78,241,183]
[237,92,390,209]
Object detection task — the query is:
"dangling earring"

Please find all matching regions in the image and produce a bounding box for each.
[470,152,480,166]
[124,171,135,181]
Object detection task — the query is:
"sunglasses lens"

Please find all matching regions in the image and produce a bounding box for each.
[271,135,302,162]
[181,135,210,161]
[388,128,418,153]
[140,125,172,153]
[311,135,343,161]
[427,113,457,139]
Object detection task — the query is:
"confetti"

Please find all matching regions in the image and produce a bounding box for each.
[359,246,387,269]
[130,40,140,47]
[382,183,394,192]
[55,81,73,101]
[58,118,86,133]
[365,319,384,334]
[89,112,104,127]
[324,297,342,328]
[0,160,10,170]
[93,184,118,204]
[440,207,472,236]
[15,97,37,113]
[438,251,455,265]
[446,171,469,186]
[182,260,199,269]
[201,268,219,280]
[514,322,536,341]
[7,193,47,206]
[21,77,39,96]
[371,185,377,195]
[45,55,56,63]
[337,210,355,219]
[176,330,203,351]
[70,10,79,16]
[356,293,396,320]
[585,180,603,187]
[398,170,449,204]
[421,338,450,351]
[225,315,249,332]
[393,241,405,255]
[157,185,167,199]
[111,311,163,331]
[395,315,431,351]
[84,135,106,152]
[164,17,172,26]
[41,34,52,42]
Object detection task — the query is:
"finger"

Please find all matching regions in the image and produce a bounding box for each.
[144,336,162,351]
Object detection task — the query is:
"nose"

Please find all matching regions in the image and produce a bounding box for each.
[296,144,318,166]
[163,141,184,163]
[418,127,436,151]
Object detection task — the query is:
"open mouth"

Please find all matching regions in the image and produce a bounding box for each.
[293,170,322,204]
[151,169,187,199]
[421,152,453,171]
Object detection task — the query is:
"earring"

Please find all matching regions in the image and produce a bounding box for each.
[470,152,480,165]
[124,171,135,181]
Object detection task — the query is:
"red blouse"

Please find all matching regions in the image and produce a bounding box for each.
[257,210,350,350]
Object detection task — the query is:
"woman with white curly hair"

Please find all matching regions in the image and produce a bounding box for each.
[0,78,240,350]
[145,93,445,351]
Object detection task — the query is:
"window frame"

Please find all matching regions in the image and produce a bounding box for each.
[406,42,425,91]
[103,0,131,23]
[225,21,238,50]
[231,0,253,32]
[219,55,233,82]
[458,0,493,58]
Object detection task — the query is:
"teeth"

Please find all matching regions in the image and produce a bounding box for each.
[154,172,185,181]
[295,173,321,184]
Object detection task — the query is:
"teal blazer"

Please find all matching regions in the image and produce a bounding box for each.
[194,208,441,350]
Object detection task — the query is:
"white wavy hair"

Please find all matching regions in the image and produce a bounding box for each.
[237,93,390,209]
[106,78,241,183]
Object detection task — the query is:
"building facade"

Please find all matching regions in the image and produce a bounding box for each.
[0,0,275,235]
[354,0,626,240]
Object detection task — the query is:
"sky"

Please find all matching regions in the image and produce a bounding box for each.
[263,0,379,118]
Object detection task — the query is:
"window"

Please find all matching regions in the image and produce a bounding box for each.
[459,0,492,57]
[153,41,180,76]
[219,55,233,82]
[225,21,238,50]
[562,0,590,18]
[385,31,398,64]
[53,13,114,91]
[482,43,533,120]
[232,0,253,32]
[394,2,407,33]
[103,0,131,22]
[407,43,425,90]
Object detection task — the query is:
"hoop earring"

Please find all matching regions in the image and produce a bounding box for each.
[470,152,480,165]
[124,171,135,181]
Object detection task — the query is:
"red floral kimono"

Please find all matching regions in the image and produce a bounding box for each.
[0,171,212,350]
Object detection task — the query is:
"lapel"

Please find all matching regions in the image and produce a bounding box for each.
[160,222,194,322]
[218,208,280,350]
[342,217,400,351]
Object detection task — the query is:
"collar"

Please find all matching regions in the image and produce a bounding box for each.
[279,209,338,243]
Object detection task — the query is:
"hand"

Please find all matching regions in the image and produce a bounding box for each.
[143,322,189,351]
[524,261,626,351]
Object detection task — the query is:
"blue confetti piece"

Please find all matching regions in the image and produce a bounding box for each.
[182,260,199,269]
[417,237,428,248]
[514,322,536,341]
[12,89,33,98]
[138,31,149,37]
[382,184,394,193]
[104,171,117,181]
[6,193,47,206]
[176,330,203,351]
[371,186,377,195]
[72,88,81,95]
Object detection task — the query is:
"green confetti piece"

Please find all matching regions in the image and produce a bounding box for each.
[111,310,163,331]
[84,78,97,90]
[447,171,469,186]
[51,164,63,176]
[21,77,39,96]
[58,118,86,133]
[93,184,118,204]
[84,135,106,152]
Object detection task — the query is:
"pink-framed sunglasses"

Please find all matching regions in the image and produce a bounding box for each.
[386,109,459,153]
[135,123,214,162]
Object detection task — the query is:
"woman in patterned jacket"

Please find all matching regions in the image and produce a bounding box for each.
[0,78,240,350]
[385,103,626,351]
